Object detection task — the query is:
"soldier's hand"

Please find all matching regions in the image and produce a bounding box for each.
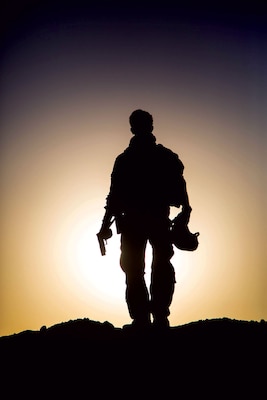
[98,226,113,240]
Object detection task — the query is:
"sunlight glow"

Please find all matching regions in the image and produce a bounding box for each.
[54,204,126,306]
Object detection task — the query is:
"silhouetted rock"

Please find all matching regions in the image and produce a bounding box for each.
[1,318,266,398]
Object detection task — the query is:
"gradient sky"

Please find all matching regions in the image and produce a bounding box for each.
[1,2,266,336]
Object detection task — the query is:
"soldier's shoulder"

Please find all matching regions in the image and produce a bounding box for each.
[156,143,179,159]
[113,147,132,168]
[156,144,184,171]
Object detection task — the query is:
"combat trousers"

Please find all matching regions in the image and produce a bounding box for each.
[119,215,175,323]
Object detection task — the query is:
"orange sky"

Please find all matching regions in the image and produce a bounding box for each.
[1,3,266,336]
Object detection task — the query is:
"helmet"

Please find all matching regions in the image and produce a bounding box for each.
[171,212,199,251]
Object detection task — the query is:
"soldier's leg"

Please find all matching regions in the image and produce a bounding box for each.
[149,220,175,325]
[120,232,150,325]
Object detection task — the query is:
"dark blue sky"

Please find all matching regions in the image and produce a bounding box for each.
[2,1,266,45]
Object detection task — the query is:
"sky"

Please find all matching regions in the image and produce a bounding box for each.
[1,1,266,336]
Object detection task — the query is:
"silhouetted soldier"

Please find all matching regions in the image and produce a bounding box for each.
[98,110,191,329]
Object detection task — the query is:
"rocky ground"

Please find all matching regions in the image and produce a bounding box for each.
[1,318,266,398]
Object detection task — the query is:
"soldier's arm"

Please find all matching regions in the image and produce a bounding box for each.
[97,155,122,237]
[172,152,192,220]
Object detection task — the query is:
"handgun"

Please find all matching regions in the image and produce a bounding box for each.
[97,228,112,256]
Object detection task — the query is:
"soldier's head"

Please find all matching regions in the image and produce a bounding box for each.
[129,109,153,135]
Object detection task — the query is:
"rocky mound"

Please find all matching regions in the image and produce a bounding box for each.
[1,318,266,398]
